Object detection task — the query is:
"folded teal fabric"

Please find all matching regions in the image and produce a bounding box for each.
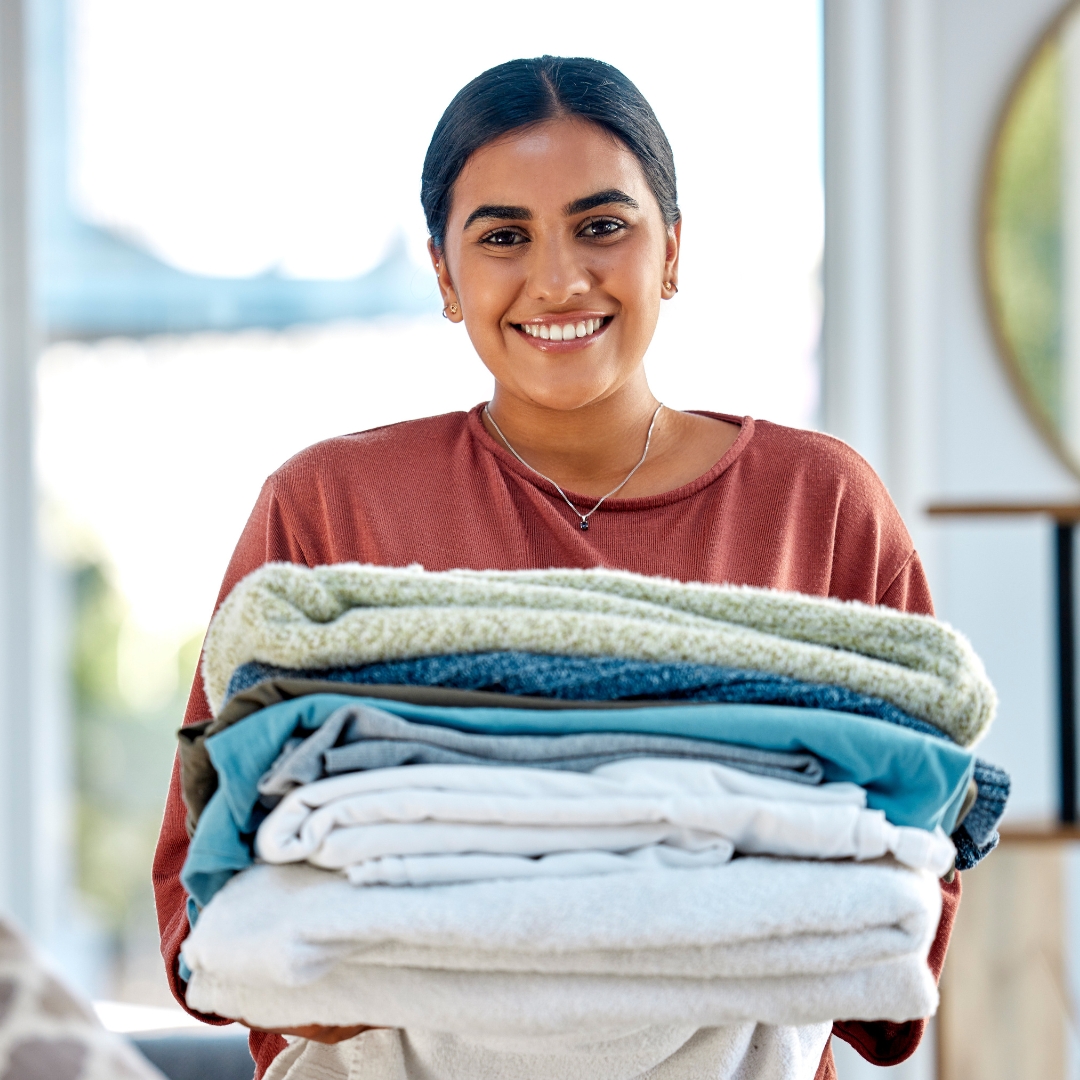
[181,694,975,920]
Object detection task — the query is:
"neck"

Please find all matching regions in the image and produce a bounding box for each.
[483,376,664,497]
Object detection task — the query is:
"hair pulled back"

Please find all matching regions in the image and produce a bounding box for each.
[421,56,679,251]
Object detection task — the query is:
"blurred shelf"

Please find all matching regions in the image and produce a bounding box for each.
[927,501,1080,522]
[998,823,1080,844]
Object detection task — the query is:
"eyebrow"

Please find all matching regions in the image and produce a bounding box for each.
[565,189,639,215]
[462,189,640,231]
[463,204,531,229]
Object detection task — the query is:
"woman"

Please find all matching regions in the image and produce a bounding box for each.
[153,55,958,1079]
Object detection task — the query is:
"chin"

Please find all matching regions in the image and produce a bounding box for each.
[507,360,628,414]
[520,382,617,413]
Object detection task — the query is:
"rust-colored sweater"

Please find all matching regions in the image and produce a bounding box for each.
[152,406,959,1078]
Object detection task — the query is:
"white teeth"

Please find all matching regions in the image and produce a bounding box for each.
[522,318,606,340]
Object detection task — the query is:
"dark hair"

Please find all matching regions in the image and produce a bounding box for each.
[421,56,679,250]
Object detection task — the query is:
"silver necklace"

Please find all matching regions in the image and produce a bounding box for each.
[483,403,664,531]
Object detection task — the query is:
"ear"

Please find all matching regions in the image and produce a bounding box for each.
[429,238,464,322]
[661,218,681,298]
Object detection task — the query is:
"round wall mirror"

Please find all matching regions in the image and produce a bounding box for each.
[983,0,1080,474]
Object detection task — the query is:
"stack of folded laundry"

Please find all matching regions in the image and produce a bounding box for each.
[177,563,1007,1079]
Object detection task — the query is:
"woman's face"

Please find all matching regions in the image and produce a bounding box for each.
[433,116,679,412]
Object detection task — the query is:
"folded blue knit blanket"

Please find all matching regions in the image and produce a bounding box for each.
[226,652,1008,870]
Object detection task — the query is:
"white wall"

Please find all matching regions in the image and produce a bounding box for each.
[932,0,1079,824]
[825,0,1079,829]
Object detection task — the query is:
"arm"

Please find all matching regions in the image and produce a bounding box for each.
[152,478,308,1061]
[820,549,959,1070]
[152,474,366,1070]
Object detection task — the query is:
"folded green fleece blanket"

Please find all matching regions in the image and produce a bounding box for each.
[202,564,996,746]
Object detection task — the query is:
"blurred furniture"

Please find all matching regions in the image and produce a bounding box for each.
[938,828,1078,1080]
[929,502,1080,822]
[132,1032,253,1080]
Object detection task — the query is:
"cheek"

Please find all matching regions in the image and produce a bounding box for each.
[602,235,666,305]
[456,251,519,315]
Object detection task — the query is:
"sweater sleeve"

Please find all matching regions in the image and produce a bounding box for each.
[152,476,303,1067]
[815,547,956,1075]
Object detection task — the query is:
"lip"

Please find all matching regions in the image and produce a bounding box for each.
[511,312,614,352]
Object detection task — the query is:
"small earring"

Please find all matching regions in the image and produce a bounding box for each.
[664,281,678,294]
[443,302,459,318]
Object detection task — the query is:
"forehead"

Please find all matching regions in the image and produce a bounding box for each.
[450,117,654,222]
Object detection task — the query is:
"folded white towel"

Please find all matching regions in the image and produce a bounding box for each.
[182,857,941,1032]
[254,759,955,877]
[345,847,736,886]
[202,563,995,745]
[262,1023,834,1080]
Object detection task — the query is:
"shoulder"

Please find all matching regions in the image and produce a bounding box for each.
[267,410,473,491]
[728,418,924,609]
[737,418,896,515]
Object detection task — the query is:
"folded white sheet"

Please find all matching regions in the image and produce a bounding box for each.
[182,858,941,1032]
[254,759,955,877]
[262,1023,835,1080]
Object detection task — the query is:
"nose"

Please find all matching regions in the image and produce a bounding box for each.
[524,232,592,304]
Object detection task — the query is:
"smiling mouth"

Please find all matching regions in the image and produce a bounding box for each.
[513,316,612,342]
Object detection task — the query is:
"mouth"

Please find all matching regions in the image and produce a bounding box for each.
[512,315,613,349]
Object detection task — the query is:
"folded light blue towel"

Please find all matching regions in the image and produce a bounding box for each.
[181,694,975,921]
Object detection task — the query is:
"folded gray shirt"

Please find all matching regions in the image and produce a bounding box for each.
[257,703,826,798]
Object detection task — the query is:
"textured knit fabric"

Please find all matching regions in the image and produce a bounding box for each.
[225,652,960,718]
[201,563,995,745]
[151,407,957,1078]
[180,694,974,915]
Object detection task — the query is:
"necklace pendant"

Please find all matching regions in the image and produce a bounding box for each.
[579,519,590,531]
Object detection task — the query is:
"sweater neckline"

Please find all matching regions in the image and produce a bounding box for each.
[466,403,755,512]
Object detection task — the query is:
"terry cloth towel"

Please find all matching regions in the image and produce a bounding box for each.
[180,695,974,915]
[258,702,826,794]
[181,857,942,1030]
[261,1023,834,1080]
[200,563,996,746]
[0,917,166,1080]
[253,759,955,878]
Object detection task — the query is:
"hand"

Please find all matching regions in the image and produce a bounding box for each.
[248,1024,380,1044]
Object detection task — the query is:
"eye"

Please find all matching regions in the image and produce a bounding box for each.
[479,227,529,247]
[578,216,626,239]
